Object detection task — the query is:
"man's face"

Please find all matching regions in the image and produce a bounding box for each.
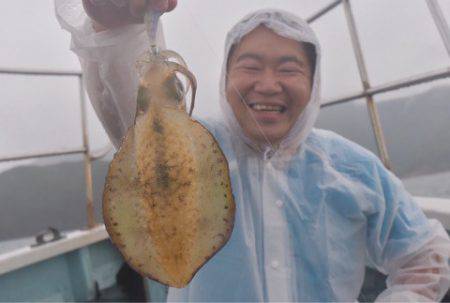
[226,25,313,146]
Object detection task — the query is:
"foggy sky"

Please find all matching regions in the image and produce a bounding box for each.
[1,0,449,171]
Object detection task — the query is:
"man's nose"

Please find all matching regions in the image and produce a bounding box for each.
[253,71,282,95]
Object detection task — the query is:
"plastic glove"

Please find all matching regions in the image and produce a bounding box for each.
[82,0,177,31]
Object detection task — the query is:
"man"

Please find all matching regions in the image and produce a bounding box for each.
[56,0,450,301]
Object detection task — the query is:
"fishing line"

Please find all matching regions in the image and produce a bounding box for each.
[183,5,277,154]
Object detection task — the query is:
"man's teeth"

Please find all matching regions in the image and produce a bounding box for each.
[250,104,284,112]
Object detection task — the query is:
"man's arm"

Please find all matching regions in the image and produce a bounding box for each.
[365,162,450,302]
[376,221,449,301]
[55,0,173,148]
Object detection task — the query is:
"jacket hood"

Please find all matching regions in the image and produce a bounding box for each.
[219,8,322,161]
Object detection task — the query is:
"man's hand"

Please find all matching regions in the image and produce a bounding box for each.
[82,0,177,32]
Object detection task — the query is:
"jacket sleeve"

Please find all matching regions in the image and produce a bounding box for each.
[365,161,450,302]
[54,0,166,148]
[376,223,450,302]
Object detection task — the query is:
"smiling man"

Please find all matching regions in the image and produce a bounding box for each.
[226,25,314,146]
[56,0,450,301]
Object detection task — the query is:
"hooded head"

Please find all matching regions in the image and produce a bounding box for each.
[219,9,321,159]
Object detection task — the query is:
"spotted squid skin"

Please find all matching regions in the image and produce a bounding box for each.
[103,59,235,288]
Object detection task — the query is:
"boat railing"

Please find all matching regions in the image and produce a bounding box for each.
[0,68,113,229]
[310,0,450,170]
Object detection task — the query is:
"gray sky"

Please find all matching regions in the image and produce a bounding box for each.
[0,0,449,172]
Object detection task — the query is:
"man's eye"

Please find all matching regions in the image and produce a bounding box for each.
[242,66,261,71]
[279,68,300,74]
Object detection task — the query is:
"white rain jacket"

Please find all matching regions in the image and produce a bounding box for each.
[56,1,450,301]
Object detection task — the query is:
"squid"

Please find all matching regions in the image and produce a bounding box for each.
[102,11,235,288]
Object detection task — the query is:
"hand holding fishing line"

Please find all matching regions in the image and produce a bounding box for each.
[82,0,177,31]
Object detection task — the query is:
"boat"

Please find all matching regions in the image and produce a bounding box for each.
[1,0,449,301]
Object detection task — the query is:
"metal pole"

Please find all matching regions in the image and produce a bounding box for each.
[0,149,86,163]
[322,66,450,107]
[0,145,113,164]
[426,0,450,58]
[79,75,96,229]
[342,0,392,170]
[307,0,342,24]
[0,68,81,77]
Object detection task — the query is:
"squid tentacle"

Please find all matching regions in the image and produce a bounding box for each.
[165,61,197,117]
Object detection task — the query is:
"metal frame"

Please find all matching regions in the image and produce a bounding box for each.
[322,67,450,106]
[0,68,113,229]
[341,0,391,169]
[307,0,450,170]
[306,0,342,23]
[426,0,450,57]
